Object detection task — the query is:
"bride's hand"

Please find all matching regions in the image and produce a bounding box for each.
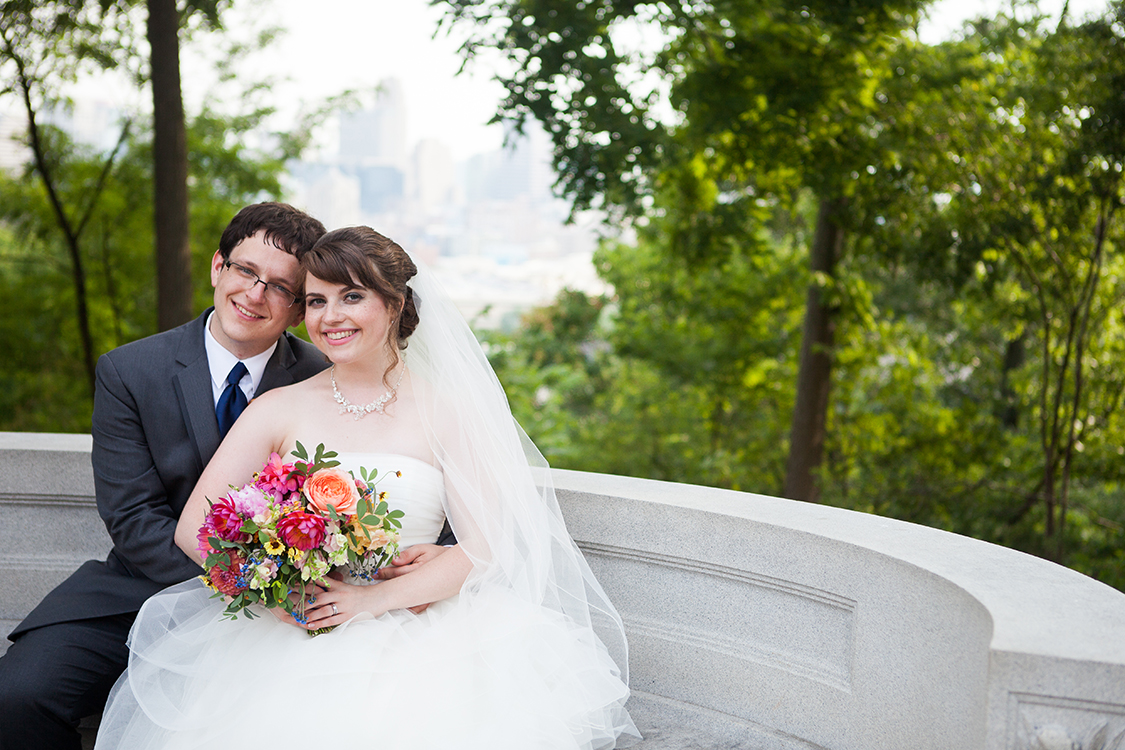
[303,545,471,628]
[269,581,328,628]
[301,578,390,629]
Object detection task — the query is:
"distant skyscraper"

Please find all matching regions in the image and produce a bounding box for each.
[355,165,404,214]
[299,168,362,230]
[338,78,407,171]
[336,78,408,217]
[463,121,555,204]
[412,138,455,211]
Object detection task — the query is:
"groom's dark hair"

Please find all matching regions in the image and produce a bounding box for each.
[218,202,325,260]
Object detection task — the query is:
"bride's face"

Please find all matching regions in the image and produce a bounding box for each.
[303,274,396,365]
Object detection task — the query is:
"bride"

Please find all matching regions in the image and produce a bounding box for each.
[95,226,638,749]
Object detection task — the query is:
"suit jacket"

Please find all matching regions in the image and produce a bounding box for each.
[11,310,329,637]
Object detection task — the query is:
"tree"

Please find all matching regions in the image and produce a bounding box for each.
[0,1,137,392]
[147,0,192,330]
[436,0,930,500]
[145,0,224,330]
[455,0,1125,589]
[920,9,1125,562]
[796,5,1125,574]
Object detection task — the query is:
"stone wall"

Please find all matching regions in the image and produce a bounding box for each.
[2,432,1124,750]
[0,432,105,642]
[558,470,1125,750]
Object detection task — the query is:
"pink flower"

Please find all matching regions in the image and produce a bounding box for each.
[227,485,268,521]
[254,452,303,501]
[276,511,326,551]
[206,497,249,543]
[196,517,217,556]
[303,468,361,516]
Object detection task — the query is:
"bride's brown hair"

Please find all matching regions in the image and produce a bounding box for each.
[298,226,419,387]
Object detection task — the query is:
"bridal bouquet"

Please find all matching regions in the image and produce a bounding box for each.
[197,442,403,626]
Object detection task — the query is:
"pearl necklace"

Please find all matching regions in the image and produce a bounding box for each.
[331,363,404,419]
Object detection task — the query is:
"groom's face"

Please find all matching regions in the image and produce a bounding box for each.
[209,230,305,359]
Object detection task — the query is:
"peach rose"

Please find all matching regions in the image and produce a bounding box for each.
[303,467,361,516]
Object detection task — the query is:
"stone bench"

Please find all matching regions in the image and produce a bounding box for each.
[2,431,1124,749]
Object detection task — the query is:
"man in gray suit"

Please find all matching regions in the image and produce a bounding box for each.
[0,202,328,749]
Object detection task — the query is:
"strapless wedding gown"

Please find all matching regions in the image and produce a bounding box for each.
[94,454,634,750]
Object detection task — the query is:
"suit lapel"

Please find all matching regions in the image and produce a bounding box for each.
[257,332,299,395]
[174,310,222,465]
[173,323,304,465]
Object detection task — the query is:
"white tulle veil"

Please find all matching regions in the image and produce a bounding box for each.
[402,250,631,684]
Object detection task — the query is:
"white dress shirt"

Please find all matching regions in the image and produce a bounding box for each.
[203,311,279,407]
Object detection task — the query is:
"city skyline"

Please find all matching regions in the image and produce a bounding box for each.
[283,78,606,328]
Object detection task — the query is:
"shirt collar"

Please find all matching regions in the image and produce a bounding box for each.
[203,310,279,403]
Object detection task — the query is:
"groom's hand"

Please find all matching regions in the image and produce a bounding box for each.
[378,544,449,579]
[378,543,451,613]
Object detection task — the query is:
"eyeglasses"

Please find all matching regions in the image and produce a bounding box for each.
[222,260,301,307]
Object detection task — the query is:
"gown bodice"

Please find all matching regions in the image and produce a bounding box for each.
[333,452,447,549]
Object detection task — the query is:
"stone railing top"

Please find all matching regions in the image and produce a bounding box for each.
[555,468,1125,667]
[0,431,92,451]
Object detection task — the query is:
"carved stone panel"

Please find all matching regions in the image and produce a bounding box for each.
[581,542,857,691]
[1010,692,1125,750]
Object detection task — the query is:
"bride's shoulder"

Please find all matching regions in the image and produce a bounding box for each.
[249,372,327,411]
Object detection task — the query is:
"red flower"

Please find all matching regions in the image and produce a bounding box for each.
[208,552,248,597]
[206,497,250,543]
[276,511,326,551]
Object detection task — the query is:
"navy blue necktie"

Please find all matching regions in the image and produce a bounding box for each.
[216,362,248,438]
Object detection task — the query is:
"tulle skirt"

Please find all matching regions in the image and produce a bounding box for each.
[95,579,637,750]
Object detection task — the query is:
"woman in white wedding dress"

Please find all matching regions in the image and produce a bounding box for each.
[95,227,638,750]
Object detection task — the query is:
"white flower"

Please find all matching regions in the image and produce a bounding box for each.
[301,556,330,582]
[249,560,278,590]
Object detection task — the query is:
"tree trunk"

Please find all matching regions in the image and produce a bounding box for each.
[783,196,845,502]
[999,335,1025,429]
[147,0,192,330]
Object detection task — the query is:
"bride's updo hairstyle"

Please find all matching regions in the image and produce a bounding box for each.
[298,226,419,382]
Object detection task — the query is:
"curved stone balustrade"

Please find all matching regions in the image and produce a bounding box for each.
[1,432,1123,750]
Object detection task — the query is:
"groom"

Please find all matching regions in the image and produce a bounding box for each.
[1,203,343,749]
